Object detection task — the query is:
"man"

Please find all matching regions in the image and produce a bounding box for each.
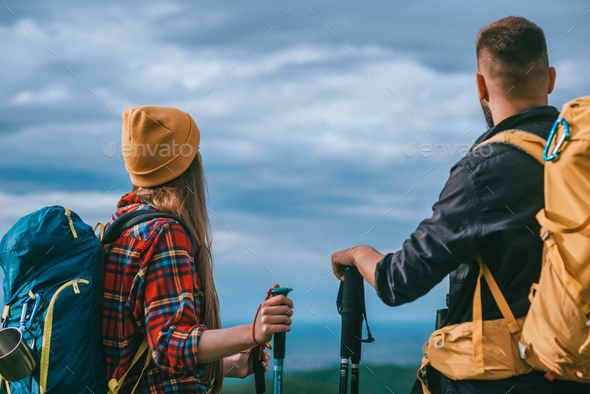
[331,16,590,393]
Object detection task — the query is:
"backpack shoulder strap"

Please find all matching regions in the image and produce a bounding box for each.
[107,338,151,394]
[101,209,194,246]
[474,130,546,165]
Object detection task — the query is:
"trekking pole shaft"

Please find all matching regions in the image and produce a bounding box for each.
[273,332,286,394]
[252,347,266,394]
[350,362,360,394]
[339,357,349,394]
[350,299,363,394]
[274,358,284,394]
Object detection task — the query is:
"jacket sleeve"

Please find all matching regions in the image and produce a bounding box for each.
[375,164,483,306]
[137,221,208,374]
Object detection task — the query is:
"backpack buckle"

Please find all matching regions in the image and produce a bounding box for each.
[541,228,550,241]
[419,368,429,388]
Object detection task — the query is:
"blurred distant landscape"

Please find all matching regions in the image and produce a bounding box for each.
[222,321,430,393]
[223,364,417,394]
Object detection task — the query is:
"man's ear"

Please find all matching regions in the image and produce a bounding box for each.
[548,66,556,95]
[476,73,488,102]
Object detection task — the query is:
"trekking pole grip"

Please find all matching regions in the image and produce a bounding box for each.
[340,267,360,358]
[270,287,291,360]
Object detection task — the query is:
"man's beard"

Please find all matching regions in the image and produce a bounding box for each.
[480,100,494,129]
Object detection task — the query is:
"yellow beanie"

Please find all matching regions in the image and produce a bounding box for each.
[121,105,200,187]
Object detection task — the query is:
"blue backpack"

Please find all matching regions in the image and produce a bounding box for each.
[0,205,191,393]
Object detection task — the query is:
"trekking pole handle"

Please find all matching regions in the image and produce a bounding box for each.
[340,268,360,358]
[270,287,292,360]
[270,287,293,297]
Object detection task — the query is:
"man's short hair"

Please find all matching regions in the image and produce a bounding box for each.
[476,16,549,97]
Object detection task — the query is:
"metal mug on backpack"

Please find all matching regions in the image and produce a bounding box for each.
[0,292,42,383]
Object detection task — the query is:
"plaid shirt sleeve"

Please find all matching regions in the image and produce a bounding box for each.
[136,221,208,374]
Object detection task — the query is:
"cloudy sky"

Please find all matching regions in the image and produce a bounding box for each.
[1,0,589,327]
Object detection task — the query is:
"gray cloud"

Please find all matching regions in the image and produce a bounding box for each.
[1,0,589,323]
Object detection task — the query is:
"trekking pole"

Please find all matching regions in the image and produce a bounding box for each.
[339,267,360,394]
[270,287,292,394]
[252,346,266,394]
[337,267,373,394]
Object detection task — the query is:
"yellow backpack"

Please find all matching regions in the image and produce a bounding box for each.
[520,96,590,382]
[418,97,590,392]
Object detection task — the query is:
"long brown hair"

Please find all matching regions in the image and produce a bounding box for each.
[132,155,223,392]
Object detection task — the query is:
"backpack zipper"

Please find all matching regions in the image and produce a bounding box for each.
[64,207,78,239]
[72,279,80,294]
[39,278,89,393]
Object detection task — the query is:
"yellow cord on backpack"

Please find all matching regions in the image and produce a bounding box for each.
[93,222,105,241]
[63,207,78,239]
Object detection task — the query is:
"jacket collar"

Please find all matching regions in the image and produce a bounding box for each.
[107,192,151,226]
[117,192,146,208]
[474,105,559,147]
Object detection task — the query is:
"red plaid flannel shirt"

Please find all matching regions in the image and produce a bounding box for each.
[102,193,211,393]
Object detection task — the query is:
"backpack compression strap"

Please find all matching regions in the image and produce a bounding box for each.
[474,130,546,165]
[102,209,195,394]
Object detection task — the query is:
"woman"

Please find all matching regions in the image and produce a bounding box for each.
[102,105,294,393]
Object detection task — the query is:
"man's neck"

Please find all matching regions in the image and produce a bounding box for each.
[491,99,548,126]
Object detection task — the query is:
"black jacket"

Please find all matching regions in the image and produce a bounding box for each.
[375,106,590,393]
